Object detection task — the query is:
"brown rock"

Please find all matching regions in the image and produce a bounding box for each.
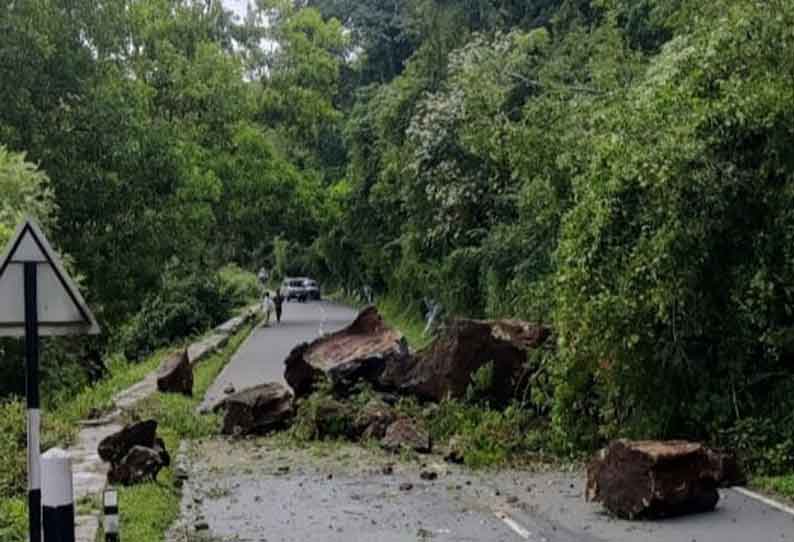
[382,417,431,454]
[387,319,552,402]
[352,400,397,440]
[108,438,170,486]
[156,349,193,396]
[586,440,724,519]
[444,436,465,464]
[98,420,158,464]
[216,383,294,435]
[284,306,411,398]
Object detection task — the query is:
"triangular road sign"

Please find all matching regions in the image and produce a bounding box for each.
[0,218,100,336]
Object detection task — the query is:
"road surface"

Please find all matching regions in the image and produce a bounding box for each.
[175,301,794,542]
[201,300,358,410]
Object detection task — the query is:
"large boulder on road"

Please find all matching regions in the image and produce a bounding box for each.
[98,420,158,464]
[385,319,552,402]
[585,440,743,519]
[284,306,411,398]
[157,349,193,396]
[216,382,294,435]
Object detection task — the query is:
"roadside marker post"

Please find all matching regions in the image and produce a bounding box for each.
[103,490,119,542]
[0,218,100,542]
[41,448,75,542]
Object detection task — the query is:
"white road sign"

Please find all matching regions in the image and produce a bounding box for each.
[0,218,99,336]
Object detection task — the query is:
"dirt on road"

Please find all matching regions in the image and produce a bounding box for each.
[166,437,794,542]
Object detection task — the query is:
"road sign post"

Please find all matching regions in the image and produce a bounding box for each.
[25,262,42,542]
[0,218,100,542]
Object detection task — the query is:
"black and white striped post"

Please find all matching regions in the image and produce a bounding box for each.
[24,260,42,542]
[41,448,75,542]
[103,490,119,542]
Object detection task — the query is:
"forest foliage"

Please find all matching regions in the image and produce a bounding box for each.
[1,0,793,471]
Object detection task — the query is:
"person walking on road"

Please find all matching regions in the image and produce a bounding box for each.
[261,291,275,326]
[274,290,285,324]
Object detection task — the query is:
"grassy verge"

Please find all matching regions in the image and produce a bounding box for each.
[107,323,253,542]
[753,474,794,504]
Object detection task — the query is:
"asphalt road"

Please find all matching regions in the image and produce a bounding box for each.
[183,301,794,542]
[201,300,358,410]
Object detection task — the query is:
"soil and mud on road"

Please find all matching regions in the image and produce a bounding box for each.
[166,301,794,542]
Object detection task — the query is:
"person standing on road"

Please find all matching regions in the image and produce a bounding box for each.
[261,291,275,326]
[274,290,285,324]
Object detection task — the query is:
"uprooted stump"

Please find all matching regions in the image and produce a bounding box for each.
[284,306,411,398]
[215,382,294,436]
[586,440,744,519]
[99,420,170,485]
[157,349,193,396]
[387,319,552,402]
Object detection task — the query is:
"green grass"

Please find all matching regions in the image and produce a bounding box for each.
[113,323,253,542]
[754,474,794,503]
[0,497,26,542]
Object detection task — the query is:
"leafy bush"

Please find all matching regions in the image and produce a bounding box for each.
[117,267,237,361]
[0,497,26,542]
[292,387,354,441]
[0,399,73,501]
[217,264,261,306]
[465,362,496,406]
[720,418,794,476]
[0,145,55,246]
[429,400,549,468]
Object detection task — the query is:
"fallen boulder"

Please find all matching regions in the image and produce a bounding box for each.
[381,417,431,454]
[387,319,552,402]
[108,438,170,486]
[98,420,158,464]
[216,382,294,435]
[156,349,193,396]
[284,306,411,398]
[586,440,735,519]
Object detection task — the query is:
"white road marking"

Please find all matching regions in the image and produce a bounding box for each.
[732,487,794,517]
[494,510,532,540]
[318,303,328,336]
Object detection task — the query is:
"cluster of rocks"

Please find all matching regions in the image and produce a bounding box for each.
[284,306,552,403]
[98,419,170,486]
[114,305,748,521]
[212,305,552,456]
